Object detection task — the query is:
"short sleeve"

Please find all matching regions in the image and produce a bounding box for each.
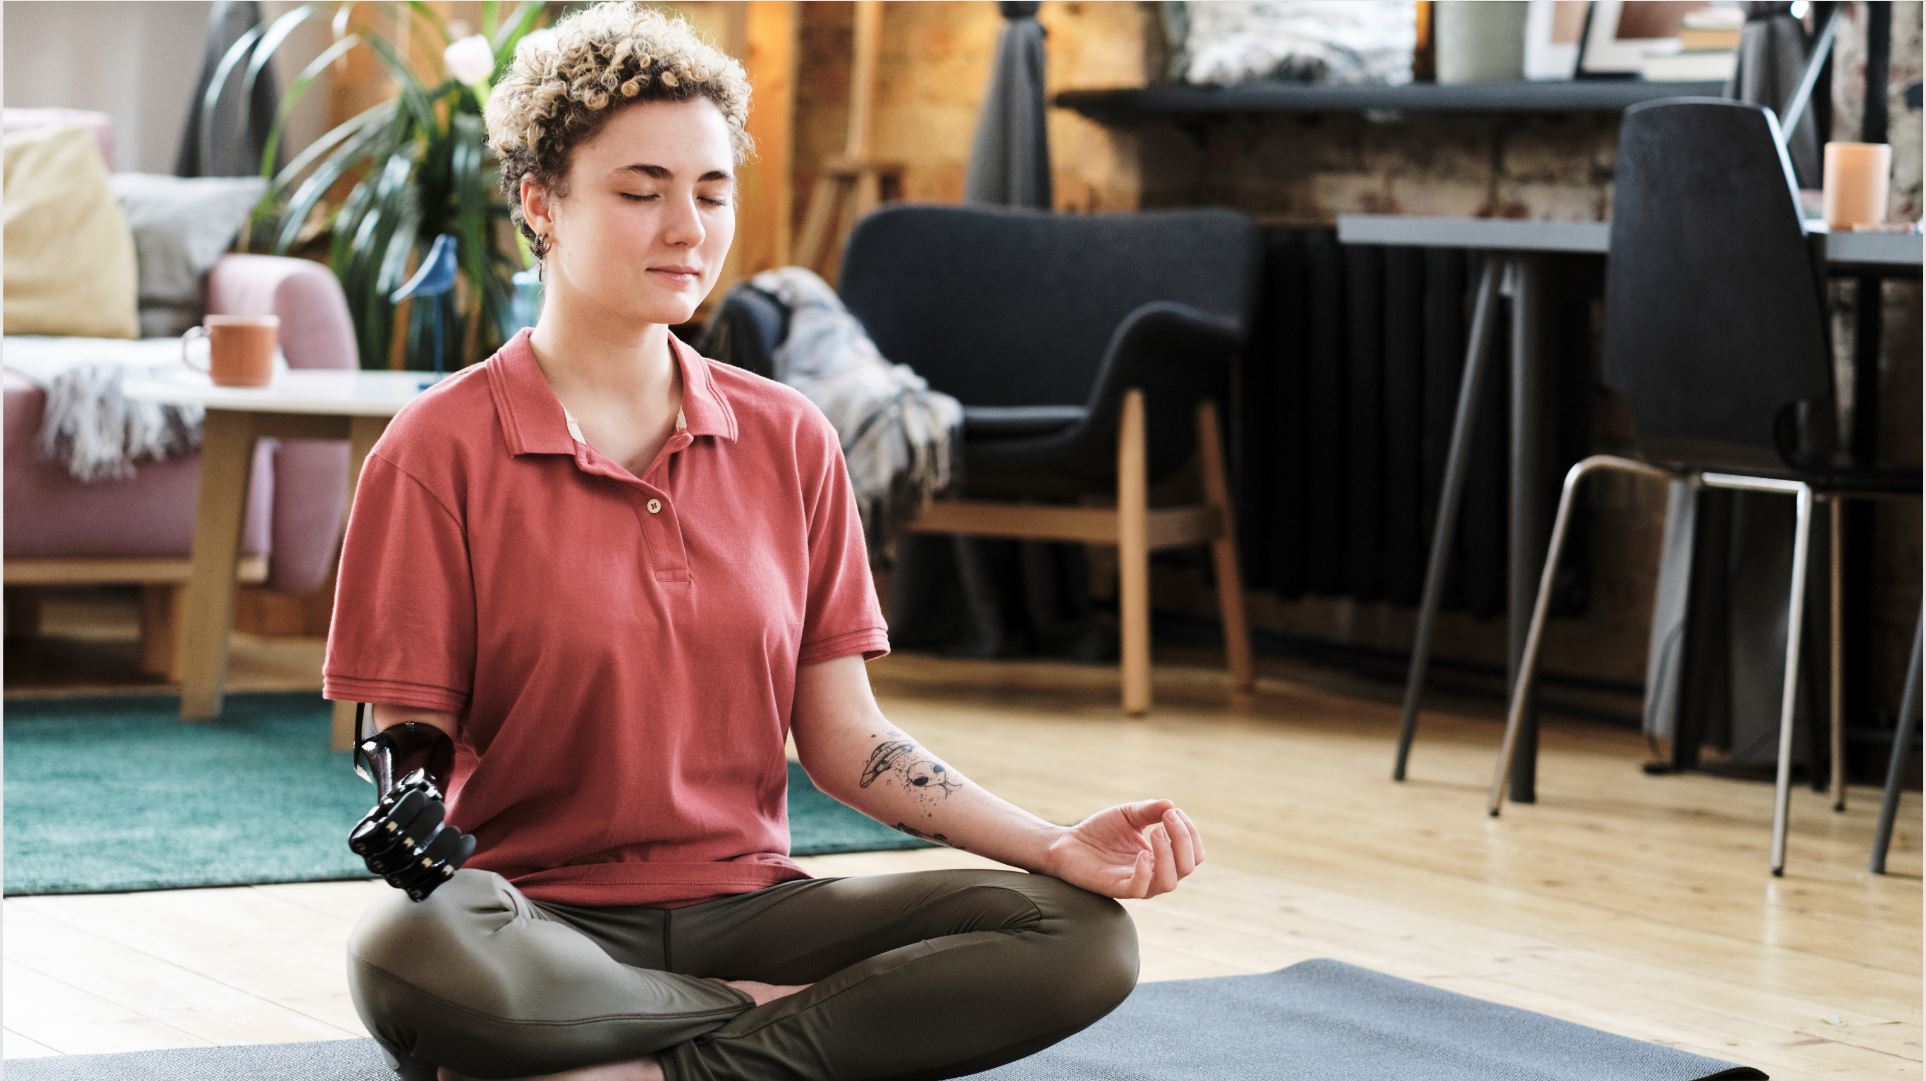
[796,418,891,666]
[322,452,476,713]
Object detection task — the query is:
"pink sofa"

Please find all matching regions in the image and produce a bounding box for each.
[3,109,353,646]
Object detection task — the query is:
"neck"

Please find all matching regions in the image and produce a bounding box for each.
[526,283,678,409]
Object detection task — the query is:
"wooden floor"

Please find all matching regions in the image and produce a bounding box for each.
[3,587,1920,1078]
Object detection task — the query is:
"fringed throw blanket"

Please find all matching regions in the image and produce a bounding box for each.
[748,267,962,564]
[3,336,262,483]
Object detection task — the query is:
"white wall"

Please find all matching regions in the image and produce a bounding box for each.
[2,0,331,175]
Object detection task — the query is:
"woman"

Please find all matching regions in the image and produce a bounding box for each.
[324,6,1203,1080]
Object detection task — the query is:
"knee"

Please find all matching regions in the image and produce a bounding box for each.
[348,868,510,978]
[346,867,529,1036]
[1024,875,1141,1016]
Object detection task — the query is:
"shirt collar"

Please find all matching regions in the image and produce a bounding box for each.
[490,326,738,456]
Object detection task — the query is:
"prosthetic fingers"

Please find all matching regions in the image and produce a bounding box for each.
[349,722,475,901]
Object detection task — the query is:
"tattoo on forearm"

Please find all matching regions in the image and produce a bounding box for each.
[893,822,954,847]
[858,738,963,802]
[893,821,969,853]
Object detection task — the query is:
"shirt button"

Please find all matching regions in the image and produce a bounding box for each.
[646,498,663,514]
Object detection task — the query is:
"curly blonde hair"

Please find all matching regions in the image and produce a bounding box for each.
[485,2,754,263]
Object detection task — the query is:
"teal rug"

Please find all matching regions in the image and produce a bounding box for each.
[4,691,927,896]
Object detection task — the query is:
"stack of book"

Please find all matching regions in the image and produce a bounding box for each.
[1640,8,1744,82]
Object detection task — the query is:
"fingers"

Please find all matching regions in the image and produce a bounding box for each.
[1147,821,1179,896]
[1126,847,1153,898]
[1179,807,1205,865]
[1162,808,1196,877]
[1120,798,1176,830]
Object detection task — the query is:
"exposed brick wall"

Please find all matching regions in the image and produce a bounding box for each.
[796,1,1921,717]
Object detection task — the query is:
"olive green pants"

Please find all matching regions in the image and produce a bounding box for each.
[347,866,1139,1081]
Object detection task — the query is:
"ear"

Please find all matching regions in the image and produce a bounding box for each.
[520,174,554,237]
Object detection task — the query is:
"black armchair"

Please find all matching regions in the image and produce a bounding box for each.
[850,204,1260,714]
[719,204,1263,714]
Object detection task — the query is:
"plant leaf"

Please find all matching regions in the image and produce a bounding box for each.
[256,30,363,189]
[272,100,401,254]
[198,19,271,173]
[242,2,329,141]
[490,0,546,67]
[400,0,453,48]
[358,32,440,133]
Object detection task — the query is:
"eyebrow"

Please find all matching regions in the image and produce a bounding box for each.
[612,164,734,183]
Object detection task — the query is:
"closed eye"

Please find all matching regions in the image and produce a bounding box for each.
[619,193,732,207]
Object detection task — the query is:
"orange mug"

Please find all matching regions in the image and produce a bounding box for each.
[181,315,279,387]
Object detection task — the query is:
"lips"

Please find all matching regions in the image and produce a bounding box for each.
[648,267,700,286]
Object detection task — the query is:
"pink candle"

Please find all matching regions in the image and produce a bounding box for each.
[1822,142,1892,229]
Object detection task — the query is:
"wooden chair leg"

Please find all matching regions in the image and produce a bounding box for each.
[138,584,185,682]
[1196,401,1254,692]
[1118,389,1151,716]
[795,173,844,273]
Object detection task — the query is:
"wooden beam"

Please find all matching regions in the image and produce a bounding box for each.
[3,557,270,587]
[906,501,1220,549]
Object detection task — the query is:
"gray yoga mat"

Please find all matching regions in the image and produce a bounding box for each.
[3,959,1764,1080]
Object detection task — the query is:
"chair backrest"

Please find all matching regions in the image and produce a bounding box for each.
[837,204,1261,407]
[698,282,788,380]
[1604,98,1834,472]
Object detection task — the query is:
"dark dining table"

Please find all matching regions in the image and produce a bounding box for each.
[1334,212,1922,802]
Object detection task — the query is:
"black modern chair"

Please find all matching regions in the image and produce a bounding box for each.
[1487,99,1920,875]
[716,204,1264,715]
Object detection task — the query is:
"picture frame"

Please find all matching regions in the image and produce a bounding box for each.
[1576,0,1707,78]
[1524,0,1590,82]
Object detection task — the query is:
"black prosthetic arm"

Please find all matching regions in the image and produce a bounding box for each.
[348,705,474,901]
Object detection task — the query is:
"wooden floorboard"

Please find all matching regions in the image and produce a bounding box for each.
[3,587,1919,1078]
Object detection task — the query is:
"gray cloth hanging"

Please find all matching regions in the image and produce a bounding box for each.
[888,1,1107,662]
[1728,1,1822,186]
[964,1,1051,207]
[176,0,282,179]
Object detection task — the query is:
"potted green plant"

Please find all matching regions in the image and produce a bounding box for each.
[205,1,556,372]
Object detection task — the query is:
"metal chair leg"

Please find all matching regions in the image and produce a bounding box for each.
[1769,483,1815,876]
[1395,263,1502,781]
[1871,611,1923,874]
[1830,496,1846,812]
[1488,454,1666,816]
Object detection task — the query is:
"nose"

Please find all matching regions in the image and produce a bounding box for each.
[660,191,705,249]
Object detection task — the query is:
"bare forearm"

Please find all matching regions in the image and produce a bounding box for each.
[804,722,1065,874]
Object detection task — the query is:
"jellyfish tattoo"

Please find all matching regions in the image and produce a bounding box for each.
[859,739,963,803]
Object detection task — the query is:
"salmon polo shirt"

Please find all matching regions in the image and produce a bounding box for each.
[322,327,890,908]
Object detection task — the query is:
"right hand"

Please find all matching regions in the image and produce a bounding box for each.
[348,769,476,901]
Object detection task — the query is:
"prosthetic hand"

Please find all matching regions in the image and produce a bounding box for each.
[349,719,475,901]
